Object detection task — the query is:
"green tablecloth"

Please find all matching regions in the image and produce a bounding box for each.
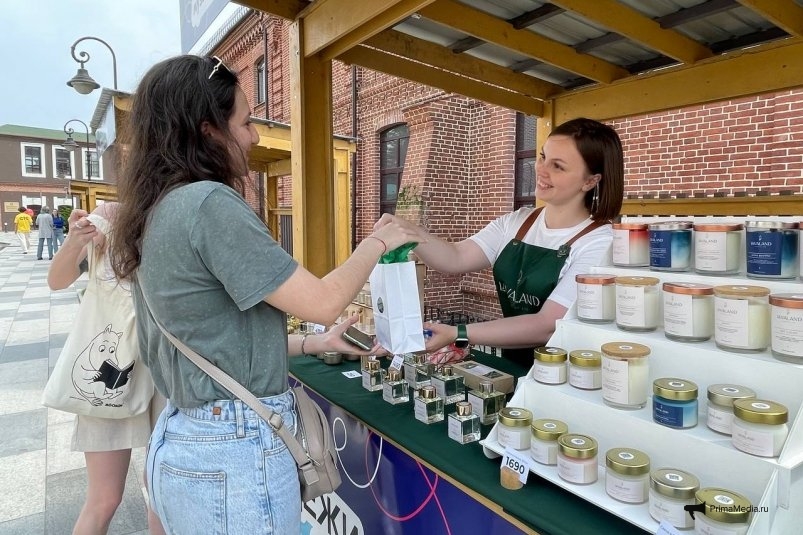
[290,353,648,535]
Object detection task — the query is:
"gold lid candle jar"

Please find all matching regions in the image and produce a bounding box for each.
[663,282,715,342]
[649,221,693,271]
[605,448,650,504]
[575,274,616,324]
[568,350,602,390]
[601,342,651,409]
[615,276,661,332]
[706,384,757,435]
[532,346,568,385]
[467,381,506,425]
[745,221,799,279]
[497,407,533,450]
[693,223,743,275]
[693,488,752,535]
[414,385,444,424]
[557,434,598,485]
[731,399,789,457]
[612,222,649,267]
[382,368,409,405]
[529,418,568,465]
[448,401,480,444]
[652,378,699,429]
[649,468,700,529]
[769,293,803,362]
[713,285,771,352]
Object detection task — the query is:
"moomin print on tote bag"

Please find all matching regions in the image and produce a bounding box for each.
[42,218,153,418]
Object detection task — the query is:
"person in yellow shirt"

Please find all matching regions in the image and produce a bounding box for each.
[14,207,33,254]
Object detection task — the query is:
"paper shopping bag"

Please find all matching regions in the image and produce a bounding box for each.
[369,260,426,354]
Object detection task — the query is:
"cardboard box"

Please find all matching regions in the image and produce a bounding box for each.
[451,360,515,394]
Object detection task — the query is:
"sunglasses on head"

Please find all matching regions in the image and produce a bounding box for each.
[208,56,232,80]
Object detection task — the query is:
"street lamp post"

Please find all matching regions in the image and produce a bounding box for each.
[63,119,92,183]
[66,36,118,95]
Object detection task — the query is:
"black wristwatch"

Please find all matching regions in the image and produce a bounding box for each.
[454,324,469,349]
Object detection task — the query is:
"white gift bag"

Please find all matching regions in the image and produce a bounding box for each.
[369,260,426,354]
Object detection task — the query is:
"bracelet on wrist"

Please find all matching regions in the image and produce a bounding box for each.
[301,332,311,355]
[366,235,388,255]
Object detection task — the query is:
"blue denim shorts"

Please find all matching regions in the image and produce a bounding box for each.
[147,390,301,534]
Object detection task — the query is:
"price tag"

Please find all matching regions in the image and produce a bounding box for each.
[342,370,361,379]
[390,355,404,370]
[656,522,682,535]
[311,323,326,334]
[501,447,531,485]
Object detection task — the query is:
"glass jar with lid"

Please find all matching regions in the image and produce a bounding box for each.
[649,468,700,529]
[706,384,757,435]
[612,222,649,266]
[731,399,789,457]
[497,407,533,450]
[745,221,799,279]
[529,418,568,465]
[557,434,598,485]
[713,285,770,352]
[694,488,752,534]
[575,274,616,323]
[605,447,650,504]
[601,342,650,409]
[693,222,743,275]
[652,378,698,429]
[615,276,661,332]
[532,346,567,385]
[663,282,714,342]
[769,293,803,362]
[648,221,693,271]
[568,350,602,390]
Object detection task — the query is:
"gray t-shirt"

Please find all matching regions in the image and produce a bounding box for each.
[133,181,298,407]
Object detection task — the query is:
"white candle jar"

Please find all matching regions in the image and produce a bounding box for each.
[693,223,743,275]
[575,274,616,323]
[605,447,650,504]
[649,221,693,271]
[532,346,567,385]
[731,399,789,457]
[663,282,715,342]
[615,276,661,332]
[713,285,770,352]
[529,418,568,466]
[745,221,799,280]
[694,488,751,535]
[612,222,649,267]
[557,434,598,485]
[706,384,757,436]
[568,350,602,390]
[649,468,700,529]
[769,293,803,362]
[601,342,651,409]
[497,407,533,451]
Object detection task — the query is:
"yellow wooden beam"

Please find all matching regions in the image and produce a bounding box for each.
[265,175,279,240]
[303,0,435,59]
[268,158,292,177]
[235,0,309,20]
[419,0,628,84]
[333,149,352,266]
[736,0,803,37]
[339,46,543,115]
[289,20,336,275]
[365,30,561,99]
[551,0,712,64]
[552,38,803,122]
[621,195,803,217]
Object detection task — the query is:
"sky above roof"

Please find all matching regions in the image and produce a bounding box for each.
[0,0,182,131]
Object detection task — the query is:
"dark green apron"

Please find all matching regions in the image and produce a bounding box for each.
[493,207,606,368]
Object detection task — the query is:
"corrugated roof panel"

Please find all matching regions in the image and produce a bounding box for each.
[673,7,777,44]
[458,0,541,19]
[617,0,709,19]
[465,42,535,68]
[394,19,466,46]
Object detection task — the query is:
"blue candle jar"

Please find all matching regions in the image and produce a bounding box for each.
[652,378,698,429]
[648,221,693,271]
[745,221,799,279]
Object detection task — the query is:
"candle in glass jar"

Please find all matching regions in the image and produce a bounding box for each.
[713,285,770,352]
[769,293,803,362]
[612,223,649,266]
[694,223,743,275]
[615,276,660,332]
[575,274,616,323]
[601,342,651,409]
[662,282,714,342]
[649,221,693,271]
[745,221,799,279]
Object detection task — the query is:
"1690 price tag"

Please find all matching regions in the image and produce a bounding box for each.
[502,447,531,484]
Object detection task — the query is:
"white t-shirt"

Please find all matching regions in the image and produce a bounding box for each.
[469,207,613,309]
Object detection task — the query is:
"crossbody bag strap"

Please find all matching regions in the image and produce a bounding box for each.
[139,291,313,469]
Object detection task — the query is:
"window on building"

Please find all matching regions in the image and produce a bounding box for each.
[514,113,537,210]
[21,143,46,177]
[256,58,266,105]
[82,148,103,180]
[379,124,409,215]
[52,146,74,178]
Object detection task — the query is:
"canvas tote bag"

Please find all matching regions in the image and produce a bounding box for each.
[42,221,153,418]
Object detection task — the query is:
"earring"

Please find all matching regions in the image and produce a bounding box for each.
[591,183,600,213]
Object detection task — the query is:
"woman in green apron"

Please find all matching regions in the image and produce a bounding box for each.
[375,118,625,368]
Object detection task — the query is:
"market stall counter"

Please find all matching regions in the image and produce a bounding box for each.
[290,351,648,535]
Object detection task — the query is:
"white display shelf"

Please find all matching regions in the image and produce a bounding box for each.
[483,267,803,535]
